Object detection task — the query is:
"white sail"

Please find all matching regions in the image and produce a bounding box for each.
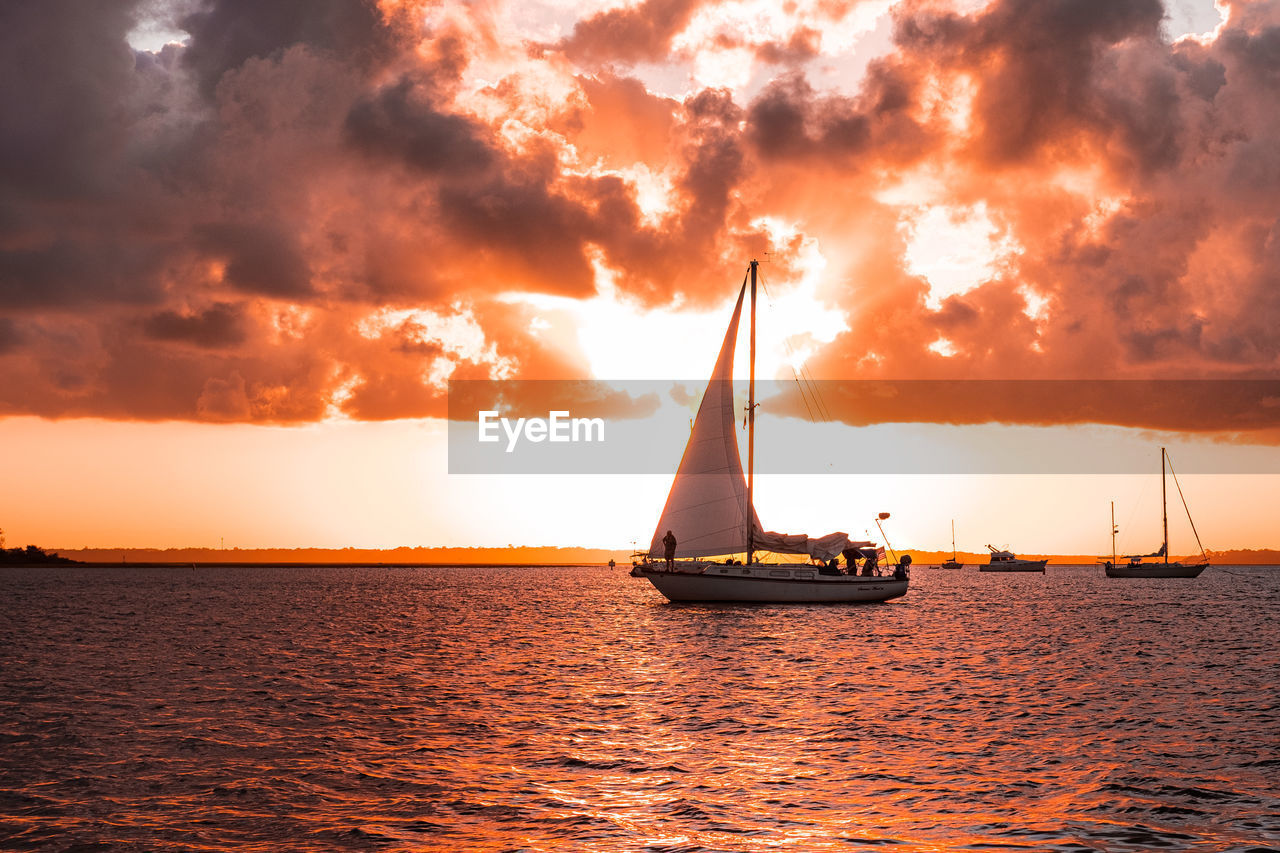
[647,281,864,563]
[649,282,757,559]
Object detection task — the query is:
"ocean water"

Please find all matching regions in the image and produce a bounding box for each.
[1,564,1277,852]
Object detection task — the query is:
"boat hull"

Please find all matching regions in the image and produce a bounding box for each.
[1105,562,1207,578]
[935,561,964,570]
[632,564,908,603]
[979,560,1047,573]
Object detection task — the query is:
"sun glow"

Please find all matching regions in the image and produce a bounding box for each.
[903,202,1021,310]
[928,336,957,357]
[494,225,845,383]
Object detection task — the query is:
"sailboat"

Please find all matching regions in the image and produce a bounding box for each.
[937,520,963,569]
[1102,447,1208,578]
[629,260,910,603]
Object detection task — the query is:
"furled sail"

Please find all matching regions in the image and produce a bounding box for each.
[649,282,758,559]
[752,528,868,562]
[1125,543,1167,559]
[647,278,868,564]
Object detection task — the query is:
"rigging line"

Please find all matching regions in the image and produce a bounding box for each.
[757,269,833,421]
[812,368,833,421]
[1118,476,1148,554]
[761,272,833,421]
[788,360,822,424]
[794,360,829,423]
[758,268,833,423]
[793,359,824,422]
[790,351,826,423]
[1165,455,1207,560]
[758,271,819,424]
[791,365,817,421]
[803,372,827,422]
[799,362,832,421]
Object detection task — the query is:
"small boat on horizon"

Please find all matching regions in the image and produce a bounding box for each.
[937,519,963,570]
[630,260,910,603]
[979,545,1047,573]
[1101,447,1208,578]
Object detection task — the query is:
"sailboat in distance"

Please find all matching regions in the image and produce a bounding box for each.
[938,520,963,569]
[1102,447,1208,578]
[630,260,910,603]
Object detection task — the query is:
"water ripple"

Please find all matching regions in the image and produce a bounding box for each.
[1,564,1278,851]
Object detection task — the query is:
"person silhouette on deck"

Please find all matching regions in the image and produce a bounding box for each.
[662,530,677,570]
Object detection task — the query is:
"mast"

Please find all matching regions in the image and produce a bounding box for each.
[1161,446,1169,565]
[1167,450,1208,564]
[951,519,957,561]
[1110,501,1116,566]
[746,259,757,565]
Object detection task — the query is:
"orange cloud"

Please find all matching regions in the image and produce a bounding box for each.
[1,0,1278,436]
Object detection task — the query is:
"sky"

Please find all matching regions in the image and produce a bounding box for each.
[3,0,1279,554]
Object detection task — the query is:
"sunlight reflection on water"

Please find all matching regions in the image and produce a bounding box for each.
[1,564,1277,851]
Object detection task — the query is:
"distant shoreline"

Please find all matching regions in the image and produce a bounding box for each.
[6,561,627,569]
[7,560,1279,569]
[17,546,1280,567]
[31,547,633,567]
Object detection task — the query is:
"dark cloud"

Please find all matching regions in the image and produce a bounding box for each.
[0,240,170,309]
[746,75,814,159]
[1171,47,1227,101]
[557,0,706,65]
[1219,22,1280,82]
[436,166,599,297]
[195,224,313,297]
[766,380,1280,434]
[896,0,1169,169]
[753,28,823,64]
[142,302,246,348]
[674,127,743,251]
[179,0,399,97]
[0,1,138,200]
[0,2,197,313]
[581,86,785,305]
[344,76,496,175]
[932,296,980,330]
[0,318,22,355]
[195,371,252,420]
[744,63,923,166]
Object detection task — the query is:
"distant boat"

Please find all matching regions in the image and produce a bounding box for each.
[980,545,1047,573]
[630,260,910,603]
[1102,447,1208,578]
[937,519,963,569]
